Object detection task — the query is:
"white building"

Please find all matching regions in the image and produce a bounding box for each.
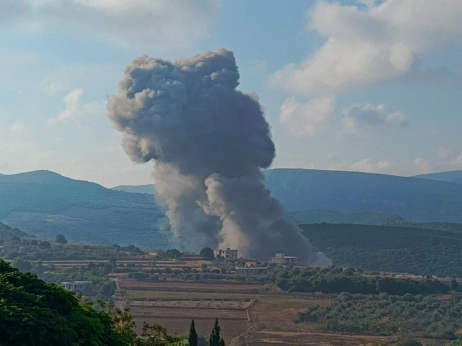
[269,253,301,265]
[214,248,238,259]
[61,281,93,293]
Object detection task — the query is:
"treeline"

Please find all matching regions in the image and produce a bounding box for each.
[299,292,462,339]
[0,259,228,346]
[300,222,462,277]
[272,266,449,295]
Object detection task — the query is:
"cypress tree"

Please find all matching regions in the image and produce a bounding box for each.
[189,319,198,346]
[209,319,221,346]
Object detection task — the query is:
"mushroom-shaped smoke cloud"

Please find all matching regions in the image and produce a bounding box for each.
[108,48,319,263]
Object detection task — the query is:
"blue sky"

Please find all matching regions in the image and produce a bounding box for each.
[0,0,461,187]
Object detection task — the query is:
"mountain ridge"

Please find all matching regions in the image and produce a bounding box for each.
[4,168,462,249]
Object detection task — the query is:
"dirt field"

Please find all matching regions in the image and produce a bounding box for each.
[116,276,453,346]
[125,289,257,300]
[130,300,252,309]
[120,278,263,292]
[135,318,247,342]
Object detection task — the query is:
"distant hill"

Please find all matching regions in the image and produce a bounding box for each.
[0,171,169,249]
[264,169,462,223]
[111,184,156,195]
[414,170,462,184]
[286,209,405,226]
[6,168,462,250]
[0,170,100,187]
[301,222,462,277]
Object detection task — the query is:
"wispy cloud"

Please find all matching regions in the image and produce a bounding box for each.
[48,88,105,124]
[279,97,336,136]
[0,0,221,49]
[341,103,408,136]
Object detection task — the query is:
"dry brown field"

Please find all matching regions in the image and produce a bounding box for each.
[134,318,247,342]
[130,300,252,309]
[119,278,454,346]
[120,278,262,292]
[125,289,256,301]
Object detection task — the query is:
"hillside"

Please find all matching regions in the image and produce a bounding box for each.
[264,168,462,223]
[286,209,405,225]
[414,170,462,184]
[5,169,462,251]
[111,184,156,195]
[0,171,169,249]
[301,222,462,277]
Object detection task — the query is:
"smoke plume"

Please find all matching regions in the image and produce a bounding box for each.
[108,48,316,263]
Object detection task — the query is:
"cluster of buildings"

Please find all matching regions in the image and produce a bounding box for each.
[213,248,301,276]
[214,248,238,259]
[269,253,301,265]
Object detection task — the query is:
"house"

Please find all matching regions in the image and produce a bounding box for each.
[269,253,301,265]
[214,248,238,259]
[235,266,268,275]
[61,281,93,293]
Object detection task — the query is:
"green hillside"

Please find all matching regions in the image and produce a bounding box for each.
[111,184,156,195]
[264,168,462,223]
[286,209,405,225]
[414,170,462,184]
[301,222,462,277]
[0,171,169,249]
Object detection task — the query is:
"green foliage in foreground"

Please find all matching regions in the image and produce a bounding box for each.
[273,266,449,296]
[0,259,187,345]
[299,292,461,339]
[301,222,462,277]
[0,259,125,346]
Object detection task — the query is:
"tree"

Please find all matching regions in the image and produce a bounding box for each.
[39,240,51,249]
[31,259,44,275]
[55,234,68,244]
[12,256,31,272]
[189,319,198,346]
[103,263,114,274]
[0,259,125,346]
[209,319,225,346]
[200,247,214,260]
[138,322,179,346]
[110,256,117,268]
[451,279,459,291]
[165,249,182,259]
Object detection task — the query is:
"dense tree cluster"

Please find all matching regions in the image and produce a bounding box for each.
[0,259,125,346]
[300,223,462,277]
[272,266,449,295]
[299,292,462,339]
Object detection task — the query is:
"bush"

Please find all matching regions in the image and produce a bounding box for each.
[398,339,423,346]
[39,241,51,249]
[129,272,148,280]
[200,247,214,260]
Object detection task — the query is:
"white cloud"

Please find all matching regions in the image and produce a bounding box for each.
[270,0,462,96]
[49,88,105,123]
[341,103,408,136]
[351,158,390,173]
[279,97,336,136]
[269,0,462,136]
[0,0,221,49]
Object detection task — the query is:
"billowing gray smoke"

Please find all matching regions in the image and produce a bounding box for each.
[108,48,319,263]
